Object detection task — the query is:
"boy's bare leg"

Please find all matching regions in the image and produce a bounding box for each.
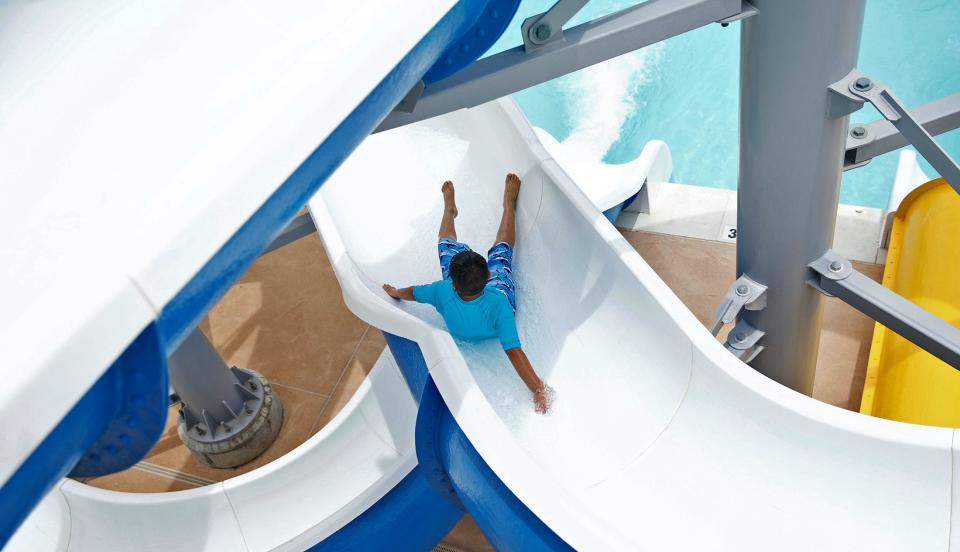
[439,180,458,240]
[494,173,521,246]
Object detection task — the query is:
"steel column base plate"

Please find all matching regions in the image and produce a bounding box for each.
[176,370,284,469]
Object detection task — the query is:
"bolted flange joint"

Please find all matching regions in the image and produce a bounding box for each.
[177,368,284,469]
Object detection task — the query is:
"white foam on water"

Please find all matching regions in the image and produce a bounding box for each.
[450,182,626,492]
[558,45,662,161]
[456,317,626,492]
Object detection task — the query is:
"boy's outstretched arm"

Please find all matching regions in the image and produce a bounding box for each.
[383,284,415,301]
[505,347,551,414]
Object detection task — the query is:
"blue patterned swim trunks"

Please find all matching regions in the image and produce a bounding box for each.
[438,237,516,313]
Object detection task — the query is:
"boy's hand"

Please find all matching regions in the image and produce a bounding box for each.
[533,385,553,415]
[382,284,402,299]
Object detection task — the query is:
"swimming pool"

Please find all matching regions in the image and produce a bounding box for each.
[486,0,960,209]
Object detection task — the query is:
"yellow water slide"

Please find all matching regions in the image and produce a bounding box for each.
[861,178,960,426]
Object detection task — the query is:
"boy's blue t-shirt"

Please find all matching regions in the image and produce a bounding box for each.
[412,280,521,350]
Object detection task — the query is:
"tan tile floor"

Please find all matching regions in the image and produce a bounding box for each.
[82,229,881,550]
[621,230,882,409]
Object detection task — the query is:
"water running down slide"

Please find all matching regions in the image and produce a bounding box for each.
[310,99,960,550]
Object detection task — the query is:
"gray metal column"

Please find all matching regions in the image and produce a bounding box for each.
[168,328,284,468]
[736,0,865,393]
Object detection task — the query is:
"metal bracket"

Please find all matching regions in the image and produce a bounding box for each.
[261,212,317,257]
[724,319,765,363]
[827,69,872,119]
[844,92,960,171]
[521,0,590,52]
[806,249,853,297]
[710,274,767,336]
[718,0,757,26]
[829,70,960,193]
[808,250,960,370]
[393,80,425,114]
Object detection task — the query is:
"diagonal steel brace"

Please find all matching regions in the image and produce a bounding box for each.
[829,70,960,193]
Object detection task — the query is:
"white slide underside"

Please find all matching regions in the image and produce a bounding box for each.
[9,349,418,551]
[309,99,960,551]
[0,0,454,487]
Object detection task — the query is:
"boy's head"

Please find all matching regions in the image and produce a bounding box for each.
[449,251,489,296]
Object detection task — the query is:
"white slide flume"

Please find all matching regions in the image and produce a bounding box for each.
[533,127,672,217]
[309,98,959,551]
[9,350,420,551]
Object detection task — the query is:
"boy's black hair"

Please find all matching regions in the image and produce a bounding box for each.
[449,251,489,296]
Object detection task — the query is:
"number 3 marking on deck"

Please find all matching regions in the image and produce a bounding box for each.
[721,225,737,242]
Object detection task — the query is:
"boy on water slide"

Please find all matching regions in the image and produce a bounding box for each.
[383,173,553,414]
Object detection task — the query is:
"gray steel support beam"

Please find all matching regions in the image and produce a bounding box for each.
[809,252,960,370]
[261,212,317,256]
[521,0,591,51]
[718,0,756,26]
[378,0,743,132]
[845,92,960,170]
[734,0,865,393]
[168,328,284,468]
[168,329,247,426]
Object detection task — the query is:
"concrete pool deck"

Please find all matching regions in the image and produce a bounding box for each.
[618,181,887,264]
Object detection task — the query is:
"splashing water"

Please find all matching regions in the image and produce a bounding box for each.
[490,0,960,208]
[559,46,662,162]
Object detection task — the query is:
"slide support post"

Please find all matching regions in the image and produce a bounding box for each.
[167,328,284,468]
[734,0,865,393]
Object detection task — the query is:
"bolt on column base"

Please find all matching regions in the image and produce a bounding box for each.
[176,369,284,469]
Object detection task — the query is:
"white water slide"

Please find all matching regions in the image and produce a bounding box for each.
[309,99,960,550]
[5,4,956,542]
[9,0,955,549]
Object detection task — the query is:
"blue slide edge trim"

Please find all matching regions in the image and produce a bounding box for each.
[427,377,573,552]
[602,189,642,224]
[383,332,431,402]
[423,0,521,84]
[0,324,168,547]
[309,463,462,552]
[384,329,572,551]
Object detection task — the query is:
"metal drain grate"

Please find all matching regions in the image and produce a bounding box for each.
[432,545,468,552]
[133,461,216,487]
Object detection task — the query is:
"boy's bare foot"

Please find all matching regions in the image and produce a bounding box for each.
[504,173,521,208]
[442,180,458,217]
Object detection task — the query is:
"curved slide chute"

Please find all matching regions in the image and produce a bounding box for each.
[533,128,672,223]
[308,99,960,550]
[12,350,462,551]
[862,176,960,426]
[2,0,515,546]
[5,1,960,549]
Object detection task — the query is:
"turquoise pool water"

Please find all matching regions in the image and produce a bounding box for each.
[486,0,960,209]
